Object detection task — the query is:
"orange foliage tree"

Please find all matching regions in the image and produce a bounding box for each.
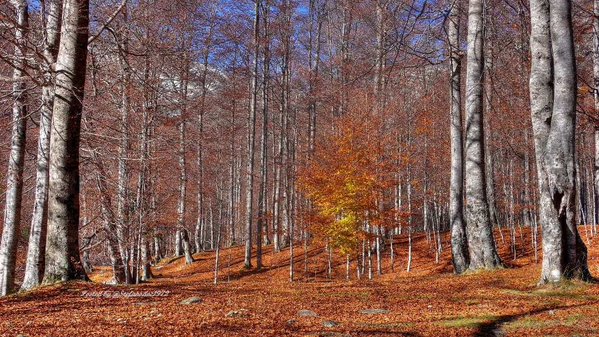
[298,109,396,256]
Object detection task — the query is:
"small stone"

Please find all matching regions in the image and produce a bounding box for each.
[548,310,555,316]
[180,297,203,305]
[323,321,339,328]
[226,309,249,318]
[360,309,390,315]
[298,309,318,317]
[286,319,298,326]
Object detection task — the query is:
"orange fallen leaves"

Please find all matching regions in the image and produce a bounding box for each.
[0,227,597,337]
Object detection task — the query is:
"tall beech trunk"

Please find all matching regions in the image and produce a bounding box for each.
[529,0,591,283]
[464,0,502,270]
[448,0,469,274]
[0,0,28,296]
[139,49,153,282]
[195,20,214,252]
[245,0,261,269]
[593,0,599,238]
[21,0,63,293]
[229,100,237,247]
[177,120,193,265]
[116,7,132,284]
[483,5,499,232]
[256,0,270,270]
[42,0,90,284]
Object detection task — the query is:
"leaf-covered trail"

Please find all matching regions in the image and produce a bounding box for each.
[1,228,598,336]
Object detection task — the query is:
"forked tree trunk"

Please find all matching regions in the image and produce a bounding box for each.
[464,0,502,270]
[448,0,469,274]
[529,0,592,283]
[42,0,90,284]
[0,0,28,296]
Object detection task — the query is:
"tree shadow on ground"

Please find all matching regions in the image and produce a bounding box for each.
[474,302,597,337]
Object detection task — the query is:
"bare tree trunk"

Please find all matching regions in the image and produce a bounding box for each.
[483,5,499,233]
[0,0,28,296]
[177,119,193,265]
[593,0,599,238]
[245,0,261,269]
[140,234,152,281]
[195,19,214,253]
[448,0,469,274]
[42,0,90,284]
[529,0,592,283]
[346,254,350,280]
[289,193,294,282]
[464,0,502,270]
[21,0,63,292]
[256,0,271,270]
[214,202,223,284]
[229,103,237,247]
[90,148,127,284]
[376,228,382,276]
[406,168,413,273]
[115,9,133,283]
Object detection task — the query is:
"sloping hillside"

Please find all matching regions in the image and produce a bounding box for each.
[1,228,598,337]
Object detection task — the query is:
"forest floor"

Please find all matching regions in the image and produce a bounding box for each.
[1,227,599,336]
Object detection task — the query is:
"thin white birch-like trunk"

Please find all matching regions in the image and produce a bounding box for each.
[245,0,261,269]
[0,0,28,296]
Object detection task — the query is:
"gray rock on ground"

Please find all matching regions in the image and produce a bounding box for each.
[180,297,203,305]
[323,321,339,328]
[226,309,249,318]
[298,309,318,317]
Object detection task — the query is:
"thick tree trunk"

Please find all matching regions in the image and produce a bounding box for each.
[21,0,63,293]
[448,0,469,274]
[0,0,28,296]
[530,0,592,283]
[464,0,502,270]
[140,235,152,281]
[42,0,90,284]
